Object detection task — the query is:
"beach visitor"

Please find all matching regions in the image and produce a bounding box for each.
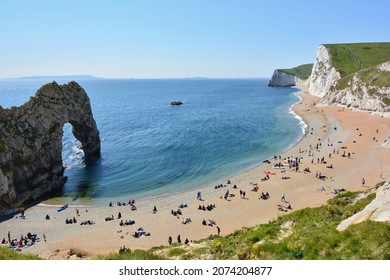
[177,235,181,243]
[197,191,202,200]
[281,193,286,202]
[362,178,365,187]
[152,206,157,214]
[168,236,172,245]
[20,209,25,218]
[217,226,221,236]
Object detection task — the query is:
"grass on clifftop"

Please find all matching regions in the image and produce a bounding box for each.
[324,42,390,78]
[280,63,313,80]
[335,67,390,91]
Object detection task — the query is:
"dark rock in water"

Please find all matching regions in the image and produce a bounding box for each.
[0,81,100,215]
[170,101,183,106]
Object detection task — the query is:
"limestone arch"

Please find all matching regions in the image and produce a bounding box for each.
[0,81,100,214]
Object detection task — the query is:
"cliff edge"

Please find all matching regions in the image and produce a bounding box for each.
[308,43,390,116]
[0,81,100,214]
[268,64,313,87]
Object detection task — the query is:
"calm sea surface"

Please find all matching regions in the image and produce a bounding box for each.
[0,78,303,204]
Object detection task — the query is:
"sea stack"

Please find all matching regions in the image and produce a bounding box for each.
[170,101,183,106]
[0,81,100,215]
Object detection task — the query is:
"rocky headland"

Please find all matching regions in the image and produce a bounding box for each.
[309,43,390,117]
[268,42,390,232]
[268,63,313,87]
[269,43,390,116]
[268,69,299,87]
[0,81,100,215]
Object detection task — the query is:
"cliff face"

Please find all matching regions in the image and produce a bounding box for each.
[308,45,341,97]
[0,81,100,214]
[268,69,300,87]
[320,62,390,116]
[337,180,390,231]
[315,61,390,116]
[308,45,390,116]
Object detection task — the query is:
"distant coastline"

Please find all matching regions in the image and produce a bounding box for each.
[6,75,105,80]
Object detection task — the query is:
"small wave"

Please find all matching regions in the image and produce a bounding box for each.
[289,94,307,136]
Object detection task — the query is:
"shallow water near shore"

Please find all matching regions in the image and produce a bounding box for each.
[0,78,302,204]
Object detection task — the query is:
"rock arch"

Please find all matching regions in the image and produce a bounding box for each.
[0,81,100,214]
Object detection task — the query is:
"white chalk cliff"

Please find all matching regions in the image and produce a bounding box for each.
[308,46,390,116]
[337,180,390,231]
[268,70,300,87]
[308,45,341,97]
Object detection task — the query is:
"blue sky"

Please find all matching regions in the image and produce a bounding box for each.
[0,0,389,79]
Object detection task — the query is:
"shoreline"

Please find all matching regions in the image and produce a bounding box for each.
[41,87,306,208]
[1,86,390,259]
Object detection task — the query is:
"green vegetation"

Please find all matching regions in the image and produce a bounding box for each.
[96,249,166,260]
[280,63,313,80]
[333,66,390,103]
[383,97,390,106]
[324,42,390,78]
[0,247,42,260]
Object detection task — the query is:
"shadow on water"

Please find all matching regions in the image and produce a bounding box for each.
[66,155,103,200]
[49,155,103,202]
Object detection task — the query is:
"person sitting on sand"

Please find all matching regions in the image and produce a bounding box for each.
[202,219,207,226]
[1,238,7,244]
[182,218,192,224]
[185,238,190,245]
[45,214,50,220]
[152,206,157,214]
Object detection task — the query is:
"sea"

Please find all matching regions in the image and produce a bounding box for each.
[0,78,304,204]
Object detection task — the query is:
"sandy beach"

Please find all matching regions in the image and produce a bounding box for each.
[1,87,390,259]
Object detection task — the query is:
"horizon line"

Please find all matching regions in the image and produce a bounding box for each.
[1,75,271,80]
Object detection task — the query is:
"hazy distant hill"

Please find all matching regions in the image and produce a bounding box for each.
[12,75,105,80]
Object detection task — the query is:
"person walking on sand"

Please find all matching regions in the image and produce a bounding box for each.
[168,236,172,245]
[281,193,286,202]
[197,191,202,200]
[217,226,221,236]
[362,178,366,187]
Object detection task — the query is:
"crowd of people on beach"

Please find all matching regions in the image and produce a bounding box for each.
[1,231,43,251]
[2,100,385,259]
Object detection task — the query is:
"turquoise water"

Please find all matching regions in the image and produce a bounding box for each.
[0,78,302,203]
